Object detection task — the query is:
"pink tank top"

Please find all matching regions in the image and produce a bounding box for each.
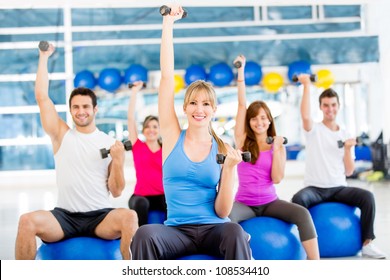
[132,139,164,196]
[235,149,278,206]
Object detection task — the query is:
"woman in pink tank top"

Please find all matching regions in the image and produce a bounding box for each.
[229,55,320,260]
[127,81,166,226]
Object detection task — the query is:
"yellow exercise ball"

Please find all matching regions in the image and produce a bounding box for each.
[263,72,284,93]
[315,69,335,89]
[174,74,185,93]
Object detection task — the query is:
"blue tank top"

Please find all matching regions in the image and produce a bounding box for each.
[163,130,229,226]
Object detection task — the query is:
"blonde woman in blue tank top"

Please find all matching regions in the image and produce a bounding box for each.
[228,55,320,260]
[130,5,251,260]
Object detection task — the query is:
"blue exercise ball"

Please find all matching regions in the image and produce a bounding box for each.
[184,65,207,86]
[208,62,234,87]
[98,68,122,92]
[74,70,97,89]
[177,254,222,260]
[35,237,122,260]
[240,217,306,260]
[244,61,263,86]
[309,202,362,258]
[147,210,166,224]
[287,60,312,82]
[124,64,148,84]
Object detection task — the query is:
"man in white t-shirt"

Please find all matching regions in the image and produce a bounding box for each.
[14,42,138,260]
[291,74,386,259]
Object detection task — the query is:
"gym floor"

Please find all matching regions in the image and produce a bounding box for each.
[0,160,389,260]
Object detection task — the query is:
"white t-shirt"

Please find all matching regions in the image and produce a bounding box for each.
[303,122,355,188]
[55,128,116,212]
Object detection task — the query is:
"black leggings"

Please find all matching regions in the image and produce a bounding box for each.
[130,223,252,260]
[229,199,317,242]
[128,194,167,226]
[292,186,376,242]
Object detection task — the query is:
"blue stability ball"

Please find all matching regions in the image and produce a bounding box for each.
[184,64,207,86]
[147,210,166,224]
[244,61,263,86]
[287,60,312,82]
[177,254,223,260]
[208,62,234,87]
[240,217,306,260]
[309,202,362,258]
[35,237,122,260]
[74,70,97,89]
[98,68,122,92]
[124,64,148,84]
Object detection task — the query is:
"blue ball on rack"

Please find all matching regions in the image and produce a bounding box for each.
[287,60,312,82]
[74,70,97,89]
[184,64,207,85]
[124,64,148,84]
[208,62,234,87]
[244,61,262,86]
[98,68,122,92]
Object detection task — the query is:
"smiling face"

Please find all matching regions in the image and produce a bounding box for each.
[245,101,275,138]
[249,107,271,135]
[320,96,339,122]
[70,94,97,129]
[319,88,340,122]
[142,117,160,142]
[183,80,217,128]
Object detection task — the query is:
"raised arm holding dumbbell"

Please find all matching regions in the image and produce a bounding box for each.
[291,73,386,259]
[38,41,49,51]
[228,55,321,260]
[160,5,188,18]
[130,5,252,261]
[15,41,138,261]
[126,79,165,227]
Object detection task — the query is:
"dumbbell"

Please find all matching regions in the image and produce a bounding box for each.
[292,74,317,83]
[234,61,242,68]
[337,137,362,148]
[216,151,251,164]
[266,136,288,145]
[38,41,49,51]
[160,5,188,18]
[100,140,132,159]
[128,82,147,89]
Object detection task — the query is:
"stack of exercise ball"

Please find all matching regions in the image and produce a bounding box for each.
[73,59,336,95]
[287,60,336,89]
[73,64,149,94]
